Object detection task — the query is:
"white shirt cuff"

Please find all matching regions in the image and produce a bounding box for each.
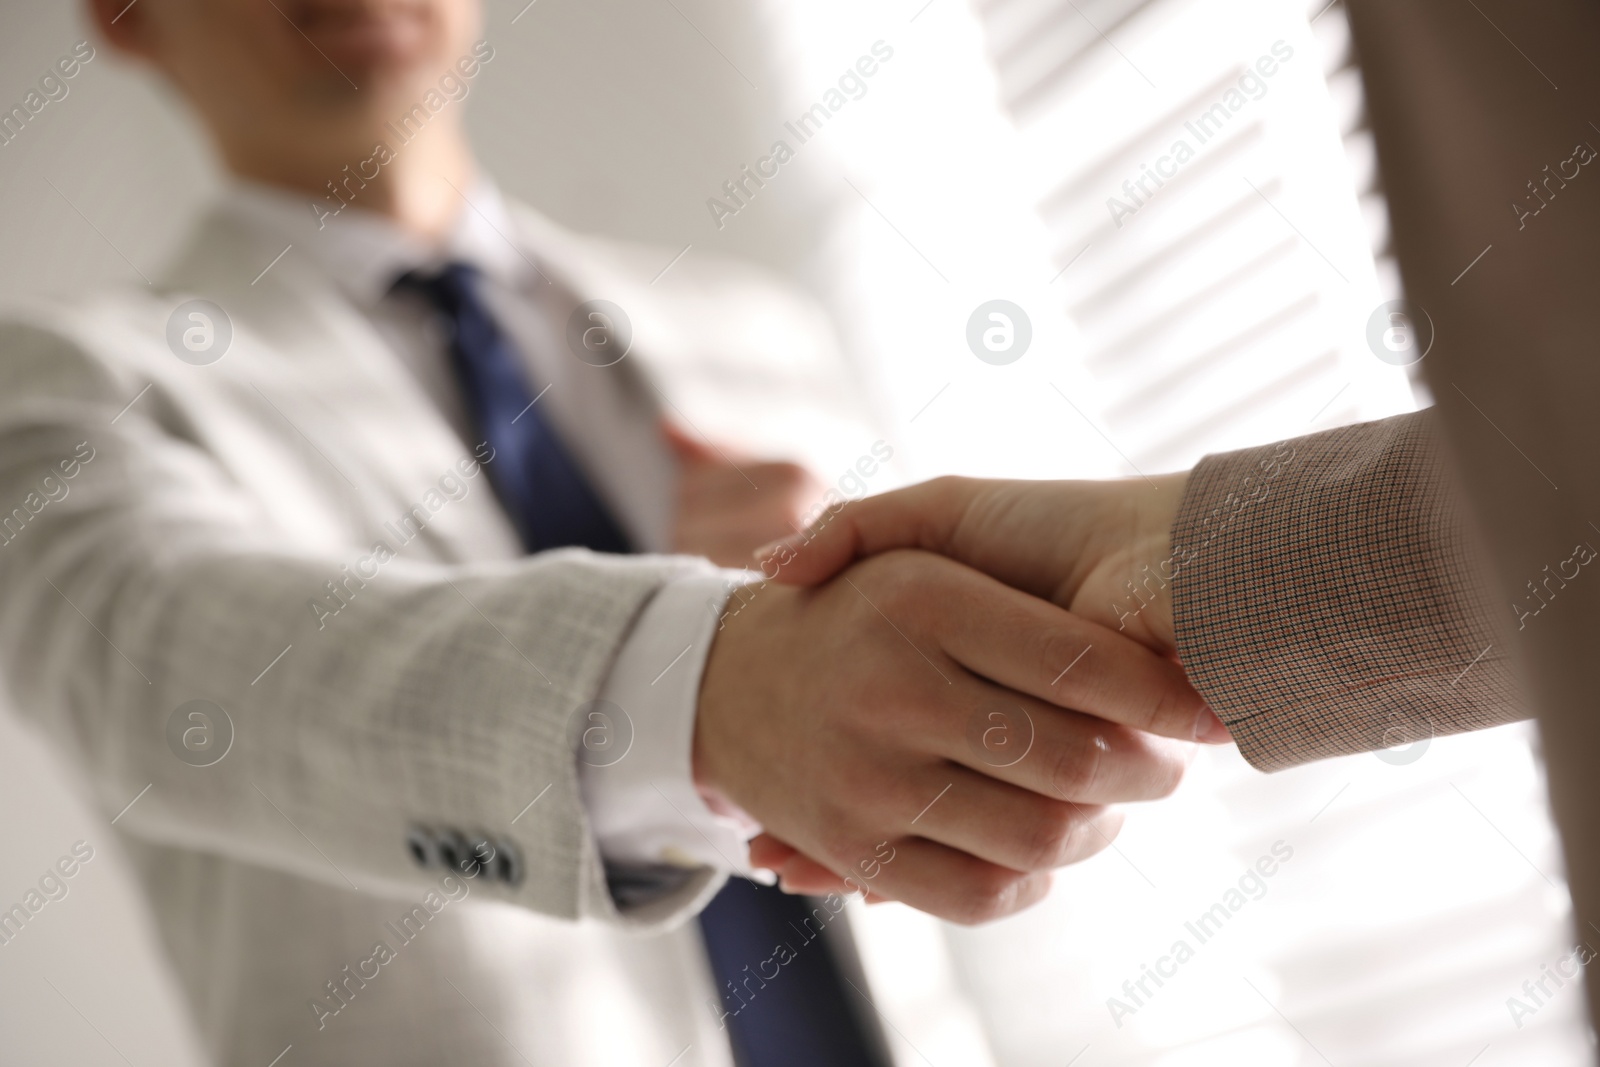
[579,565,768,881]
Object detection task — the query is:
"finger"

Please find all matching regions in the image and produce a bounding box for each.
[775,853,888,901]
[660,418,728,463]
[754,834,891,899]
[942,682,1193,802]
[931,564,1211,742]
[893,764,1126,873]
[851,836,1053,925]
[682,461,815,507]
[754,478,975,586]
[748,833,800,871]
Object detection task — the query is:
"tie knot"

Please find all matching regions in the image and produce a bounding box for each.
[391,261,483,315]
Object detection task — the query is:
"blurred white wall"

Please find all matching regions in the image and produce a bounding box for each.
[0,0,839,299]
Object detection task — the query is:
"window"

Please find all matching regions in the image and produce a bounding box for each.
[757,0,1591,1062]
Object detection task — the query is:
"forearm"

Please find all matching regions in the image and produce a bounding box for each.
[3,522,715,922]
[0,367,716,931]
[1169,410,1525,770]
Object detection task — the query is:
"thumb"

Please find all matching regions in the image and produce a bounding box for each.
[752,476,975,587]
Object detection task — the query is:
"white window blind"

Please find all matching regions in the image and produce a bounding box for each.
[756,0,1592,1063]
[978,0,1414,469]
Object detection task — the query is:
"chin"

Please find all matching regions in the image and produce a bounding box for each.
[292,0,463,86]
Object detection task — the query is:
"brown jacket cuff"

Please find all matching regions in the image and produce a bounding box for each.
[1170,411,1525,771]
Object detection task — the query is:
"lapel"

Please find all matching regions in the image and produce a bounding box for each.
[155,208,526,562]
[497,203,672,411]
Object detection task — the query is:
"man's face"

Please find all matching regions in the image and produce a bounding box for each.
[105,0,481,151]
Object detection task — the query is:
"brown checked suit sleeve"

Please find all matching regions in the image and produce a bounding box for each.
[1168,410,1528,772]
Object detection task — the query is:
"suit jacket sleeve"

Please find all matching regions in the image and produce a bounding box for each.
[0,312,723,931]
[1169,409,1527,771]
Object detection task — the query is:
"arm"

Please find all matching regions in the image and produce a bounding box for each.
[768,410,1525,773]
[0,316,706,928]
[0,311,1205,929]
[1169,410,1522,769]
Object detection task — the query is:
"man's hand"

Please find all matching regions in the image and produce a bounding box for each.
[756,475,1191,653]
[694,548,1214,925]
[665,421,823,568]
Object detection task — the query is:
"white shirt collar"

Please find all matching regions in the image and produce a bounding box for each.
[218,175,533,307]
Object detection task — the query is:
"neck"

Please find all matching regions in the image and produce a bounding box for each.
[221,116,476,242]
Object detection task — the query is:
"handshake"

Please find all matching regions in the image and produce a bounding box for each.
[691,470,1230,925]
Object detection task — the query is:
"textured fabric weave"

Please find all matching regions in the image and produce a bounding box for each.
[1170,411,1526,772]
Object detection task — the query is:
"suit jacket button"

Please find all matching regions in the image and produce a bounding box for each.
[406,825,439,869]
[437,829,472,876]
[495,839,525,887]
[466,835,498,880]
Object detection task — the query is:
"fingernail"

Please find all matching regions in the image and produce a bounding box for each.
[1195,705,1232,744]
[752,531,806,564]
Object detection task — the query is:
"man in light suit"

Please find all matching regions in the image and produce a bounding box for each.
[0,0,1216,1063]
[755,0,1600,1038]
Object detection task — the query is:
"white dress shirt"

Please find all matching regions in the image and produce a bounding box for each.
[221,177,759,882]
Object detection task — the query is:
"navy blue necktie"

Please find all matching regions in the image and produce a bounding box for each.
[394,262,631,554]
[397,262,888,1067]
[697,878,891,1067]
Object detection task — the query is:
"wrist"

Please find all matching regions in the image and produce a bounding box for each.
[1076,472,1187,653]
[691,578,792,818]
[1136,472,1186,649]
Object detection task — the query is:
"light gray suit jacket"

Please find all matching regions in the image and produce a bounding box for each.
[0,197,848,1065]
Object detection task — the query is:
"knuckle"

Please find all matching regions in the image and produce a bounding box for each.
[1046,731,1103,801]
[860,550,931,608]
[1119,682,1163,734]
[955,868,1031,925]
[871,690,929,740]
[1019,801,1083,870]
[811,824,865,872]
[1142,676,1192,736]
